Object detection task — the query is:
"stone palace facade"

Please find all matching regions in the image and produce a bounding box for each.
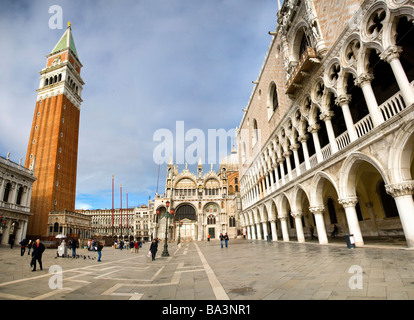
[237,0,414,247]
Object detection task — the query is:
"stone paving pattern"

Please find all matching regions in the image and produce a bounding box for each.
[0,238,414,300]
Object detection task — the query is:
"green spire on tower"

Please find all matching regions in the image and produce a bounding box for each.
[50,21,79,59]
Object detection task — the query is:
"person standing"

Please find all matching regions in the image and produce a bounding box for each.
[9,234,15,249]
[149,239,158,261]
[310,225,317,240]
[134,241,139,253]
[219,233,224,248]
[207,234,210,242]
[71,238,78,258]
[19,238,28,256]
[224,233,229,248]
[31,239,45,271]
[27,240,32,255]
[97,241,103,262]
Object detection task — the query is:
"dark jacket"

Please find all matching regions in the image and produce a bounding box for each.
[97,243,103,252]
[32,242,45,258]
[150,241,158,253]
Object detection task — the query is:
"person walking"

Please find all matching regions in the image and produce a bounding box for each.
[9,234,15,249]
[27,240,32,255]
[71,238,78,258]
[149,239,158,261]
[207,234,210,242]
[310,225,317,240]
[31,239,45,271]
[97,241,103,262]
[134,241,139,253]
[224,233,229,248]
[19,238,28,256]
[219,233,224,248]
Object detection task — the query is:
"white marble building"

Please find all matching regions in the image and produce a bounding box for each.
[238,0,414,247]
[0,153,36,245]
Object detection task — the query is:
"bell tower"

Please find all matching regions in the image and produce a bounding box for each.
[25,22,85,237]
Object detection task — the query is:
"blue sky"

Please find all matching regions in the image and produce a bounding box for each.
[0,0,280,209]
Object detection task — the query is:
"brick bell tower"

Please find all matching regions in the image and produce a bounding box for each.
[25,22,84,238]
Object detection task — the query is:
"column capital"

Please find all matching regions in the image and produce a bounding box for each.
[354,73,374,87]
[319,110,334,121]
[385,181,414,197]
[283,150,292,158]
[338,196,359,208]
[379,45,403,64]
[298,134,309,143]
[277,215,288,221]
[335,94,352,106]
[308,123,320,133]
[309,206,325,215]
[289,143,300,151]
[291,210,303,218]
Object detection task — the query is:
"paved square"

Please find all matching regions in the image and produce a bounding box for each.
[1,239,414,301]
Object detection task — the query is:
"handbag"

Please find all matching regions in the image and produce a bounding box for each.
[147,251,151,258]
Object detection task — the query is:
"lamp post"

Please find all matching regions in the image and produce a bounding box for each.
[161,201,175,257]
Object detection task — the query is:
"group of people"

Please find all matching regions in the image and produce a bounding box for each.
[219,233,229,248]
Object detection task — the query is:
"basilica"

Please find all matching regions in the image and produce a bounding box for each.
[237,0,414,247]
[153,148,241,242]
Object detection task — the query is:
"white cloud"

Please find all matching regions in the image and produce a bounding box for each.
[0,0,277,209]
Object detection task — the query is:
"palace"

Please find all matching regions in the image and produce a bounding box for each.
[0,153,36,245]
[237,0,414,247]
[154,148,241,242]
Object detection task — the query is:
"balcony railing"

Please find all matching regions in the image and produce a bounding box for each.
[286,47,318,95]
[243,79,414,210]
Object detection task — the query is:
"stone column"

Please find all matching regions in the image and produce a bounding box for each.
[284,151,293,181]
[256,223,262,240]
[309,206,328,244]
[1,220,12,245]
[0,178,5,201]
[290,143,302,176]
[273,164,280,189]
[250,224,256,240]
[380,45,414,107]
[335,94,358,142]
[269,169,275,192]
[308,124,323,163]
[291,211,305,243]
[247,225,251,239]
[339,197,364,246]
[320,110,338,153]
[298,134,311,170]
[386,182,414,248]
[270,219,278,241]
[279,216,290,242]
[278,158,286,185]
[354,73,383,127]
[262,221,269,240]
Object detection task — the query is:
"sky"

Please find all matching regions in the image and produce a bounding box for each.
[0,0,280,210]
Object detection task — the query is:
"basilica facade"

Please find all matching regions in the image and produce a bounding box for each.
[237,0,414,247]
[153,150,241,242]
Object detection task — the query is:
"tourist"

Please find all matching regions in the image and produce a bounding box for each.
[331,225,339,238]
[149,239,158,261]
[97,241,103,262]
[27,239,32,255]
[134,241,139,253]
[224,233,229,248]
[219,233,224,248]
[19,238,28,256]
[31,239,45,271]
